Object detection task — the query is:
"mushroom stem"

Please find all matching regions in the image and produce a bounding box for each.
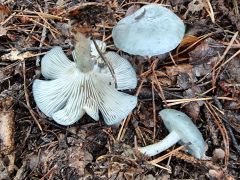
[138,130,180,157]
[73,32,93,73]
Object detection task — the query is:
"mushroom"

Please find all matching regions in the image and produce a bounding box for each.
[90,39,106,61]
[112,4,185,56]
[138,109,205,159]
[33,32,137,126]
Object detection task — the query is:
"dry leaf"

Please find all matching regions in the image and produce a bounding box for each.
[164,64,193,76]
[56,0,65,7]
[0,65,14,83]
[55,22,71,36]
[157,77,173,86]
[0,112,15,155]
[184,0,205,18]
[219,80,240,96]
[0,4,10,22]
[1,50,34,61]
[108,162,123,178]
[177,35,199,50]
[225,111,240,133]
[124,167,140,180]
[156,173,170,180]
[183,102,200,121]
[188,0,205,13]
[68,146,93,176]
[189,38,218,65]
[193,57,217,77]
[182,86,203,121]
[0,25,7,36]
[177,73,191,89]
[208,169,224,179]
[123,166,146,180]
[224,56,240,83]
[183,86,204,106]
[71,23,92,35]
[0,97,14,155]
[18,15,31,24]
[0,159,9,179]
[140,174,156,180]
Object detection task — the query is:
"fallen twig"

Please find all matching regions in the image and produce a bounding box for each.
[22,61,43,132]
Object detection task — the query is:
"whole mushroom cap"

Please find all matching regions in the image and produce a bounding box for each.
[159,109,205,159]
[112,4,185,56]
[33,38,137,126]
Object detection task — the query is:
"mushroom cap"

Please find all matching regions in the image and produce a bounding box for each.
[90,39,106,60]
[33,46,137,126]
[112,4,185,56]
[159,109,205,159]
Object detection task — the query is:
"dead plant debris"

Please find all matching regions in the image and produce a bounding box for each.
[0,0,239,179]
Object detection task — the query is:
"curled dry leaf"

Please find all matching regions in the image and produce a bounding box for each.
[0,97,14,155]
[1,50,34,61]
[177,35,199,50]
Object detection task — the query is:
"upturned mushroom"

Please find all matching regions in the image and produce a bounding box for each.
[33,33,137,126]
[138,109,205,159]
[112,4,185,57]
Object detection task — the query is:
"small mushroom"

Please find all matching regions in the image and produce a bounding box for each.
[138,109,205,159]
[33,33,137,126]
[112,4,185,56]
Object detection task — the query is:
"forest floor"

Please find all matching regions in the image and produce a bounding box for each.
[0,0,240,179]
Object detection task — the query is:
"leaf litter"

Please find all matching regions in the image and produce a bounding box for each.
[0,0,240,179]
